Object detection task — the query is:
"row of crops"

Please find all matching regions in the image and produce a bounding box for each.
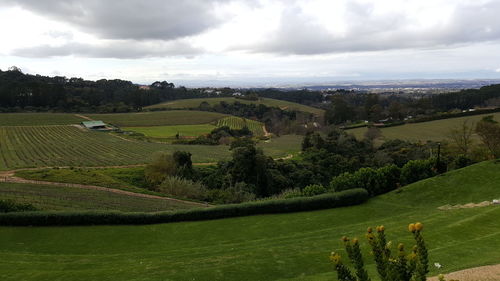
[216,117,265,136]
[0,126,231,170]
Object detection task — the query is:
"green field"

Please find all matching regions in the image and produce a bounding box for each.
[1,161,498,280]
[0,182,195,212]
[0,125,231,170]
[348,112,500,141]
[123,124,217,138]
[216,116,265,136]
[257,134,303,157]
[146,97,325,115]
[86,110,228,127]
[0,113,85,126]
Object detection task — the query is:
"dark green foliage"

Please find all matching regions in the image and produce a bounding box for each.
[329,165,401,196]
[451,154,474,169]
[0,199,37,213]
[400,159,437,185]
[0,189,368,226]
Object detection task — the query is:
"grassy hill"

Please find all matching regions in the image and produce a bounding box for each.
[146,97,325,116]
[348,112,500,141]
[0,161,498,280]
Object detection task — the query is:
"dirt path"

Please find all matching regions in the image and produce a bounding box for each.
[262,125,271,137]
[0,168,210,208]
[75,114,93,121]
[429,264,500,281]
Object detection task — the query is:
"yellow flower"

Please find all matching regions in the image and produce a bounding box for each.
[415,222,424,231]
[408,223,416,232]
[377,225,385,232]
[341,236,349,242]
[352,238,359,245]
[398,243,405,251]
[367,227,373,233]
[329,252,341,264]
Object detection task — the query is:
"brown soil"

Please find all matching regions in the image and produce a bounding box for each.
[428,264,500,281]
[74,114,93,121]
[438,201,492,210]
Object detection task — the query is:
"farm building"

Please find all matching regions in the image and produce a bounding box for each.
[82,121,108,130]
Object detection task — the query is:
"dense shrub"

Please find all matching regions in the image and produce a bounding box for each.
[0,199,37,213]
[0,189,369,226]
[400,159,437,185]
[302,184,327,196]
[329,165,401,196]
[157,176,208,201]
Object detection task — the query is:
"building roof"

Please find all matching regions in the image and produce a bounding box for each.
[82,121,106,128]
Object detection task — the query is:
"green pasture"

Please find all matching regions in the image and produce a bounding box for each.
[0,182,195,212]
[123,124,216,138]
[87,110,227,127]
[348,112,500,142]
[0,113,85,126]
[146,97,325,115]
[1,161,498,280]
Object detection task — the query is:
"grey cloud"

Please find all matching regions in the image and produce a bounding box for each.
[12,41,202,59]
[253,1,500,55]
[4,0,226,40]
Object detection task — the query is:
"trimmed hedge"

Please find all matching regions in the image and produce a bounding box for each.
[0,189,368,226]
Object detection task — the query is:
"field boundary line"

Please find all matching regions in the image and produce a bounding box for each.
[75,114,94,121]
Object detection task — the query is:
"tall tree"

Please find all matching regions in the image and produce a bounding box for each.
[475,116,500,158]
[447,120,474,155]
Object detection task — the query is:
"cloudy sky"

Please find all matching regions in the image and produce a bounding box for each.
[1,0,500,86]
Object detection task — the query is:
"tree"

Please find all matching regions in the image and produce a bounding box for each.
[364,126,382,141]
[475,115,500,158]
[144,152,177,185]
[447,120,474,155]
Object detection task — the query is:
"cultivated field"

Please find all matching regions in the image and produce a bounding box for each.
[87,110,228,127]
[2,160,498,280]
[146,97,325,115]
[348,112,500,141]
[123,124,216,138]
[216,116,265,136]
[0,182,195,212]
[0,125,231,170]
[0,113,85,126]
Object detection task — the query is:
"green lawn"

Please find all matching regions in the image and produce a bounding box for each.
[0,113,85,126]
[0,182,196,212]
[123,124,216,138]
[257,135,303,158]
[348,112,500,142]
[1,161,498,280]
[146,97,325,115]
[87,110,228,127]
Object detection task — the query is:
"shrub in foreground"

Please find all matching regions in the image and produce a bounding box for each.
[0,199,37,213]
[330,223,458,281]
[0,189,369,226]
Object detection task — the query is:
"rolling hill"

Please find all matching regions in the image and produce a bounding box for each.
[0,161,498,280]
[145,97,325,116]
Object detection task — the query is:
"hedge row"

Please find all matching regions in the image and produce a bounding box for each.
[0,188,369,226]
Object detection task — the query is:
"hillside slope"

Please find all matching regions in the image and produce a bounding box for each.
[0,161,499,280]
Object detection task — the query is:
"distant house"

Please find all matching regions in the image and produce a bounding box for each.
[82,121,108,130]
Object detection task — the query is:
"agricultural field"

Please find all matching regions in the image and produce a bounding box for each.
[86,110,228,127]
[0,125,231,170]
[146,97,325,115]
[216,116,265,136]
[123,124,216,138]
[0,113,85,126]
[348,112,500,142]
[0,161,499,280]
[257,134,303,158]
[0,182,196,212]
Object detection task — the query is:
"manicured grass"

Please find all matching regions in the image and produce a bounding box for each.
[0,125,231,170]
[348,112,500,141]
[2,161,498,280]
[87,110,227,127]
[0,113,85,126]
[123,124,216,138]
[0,182,196,212]
[146,97,325,115]
[257,134,303,158]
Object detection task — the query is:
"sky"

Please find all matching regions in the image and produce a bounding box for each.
[1,0,500,87]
